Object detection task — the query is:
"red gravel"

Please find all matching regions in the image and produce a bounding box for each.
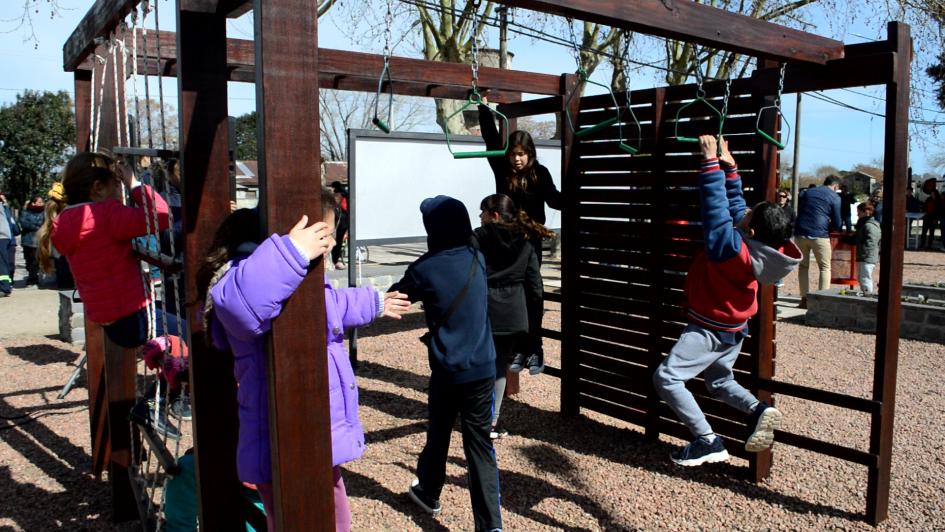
[1,250,943,530]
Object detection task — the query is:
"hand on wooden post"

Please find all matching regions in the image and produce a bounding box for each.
[288,215,332,260]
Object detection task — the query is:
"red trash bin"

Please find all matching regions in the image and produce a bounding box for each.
[829,231,858,286]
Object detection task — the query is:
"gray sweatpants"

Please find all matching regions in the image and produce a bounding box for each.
[653,323,759,438]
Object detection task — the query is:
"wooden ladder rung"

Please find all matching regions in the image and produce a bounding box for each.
[113,147,180,159]
[129,413,182,476]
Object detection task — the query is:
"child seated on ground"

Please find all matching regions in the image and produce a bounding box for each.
[390,195,503,532]
[855,201,881,294]
[48,152,169,348]
[199,190,409,532]
[653,135,801,467]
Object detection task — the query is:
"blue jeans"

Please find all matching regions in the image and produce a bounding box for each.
[103,306,187,348]
[653,323,759,438]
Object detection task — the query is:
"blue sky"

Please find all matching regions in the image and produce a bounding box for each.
[2,0,943,176]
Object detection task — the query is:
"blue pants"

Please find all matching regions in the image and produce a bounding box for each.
[653,323,759,438]
[0,239,11,294]
[103,306,187,348]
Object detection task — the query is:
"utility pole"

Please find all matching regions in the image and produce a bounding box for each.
[498,6,508,69]
[791,92,802,214]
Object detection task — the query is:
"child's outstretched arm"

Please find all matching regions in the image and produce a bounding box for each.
[328,287,410,331]
[698,135,743,262]
[212,217,332,341]
[718,137,748,225]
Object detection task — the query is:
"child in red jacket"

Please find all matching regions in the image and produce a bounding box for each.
[652,135,801,467]
[50,152,169,348]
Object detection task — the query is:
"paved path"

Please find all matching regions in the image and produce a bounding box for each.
[0,246,59,340]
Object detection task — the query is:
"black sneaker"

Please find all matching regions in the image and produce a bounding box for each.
[490,423,508,440]
[408,478,441,515]
[508,353,527,374]
[745,402,782,452]
[526,353,544,375]
[670,436,729,466]
[130,398,182,441]
[170,395,192,421]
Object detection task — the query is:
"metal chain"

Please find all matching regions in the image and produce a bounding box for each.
[621,32,632,106]
[383,0,393,62]
[130,7,142,147]
[720,77,732,119]
[566,18,582,72]
[692,46,704,94]
[775,63,786,107]
[470,2,481,94]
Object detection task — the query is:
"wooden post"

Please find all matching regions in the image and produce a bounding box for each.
[643,87,667,440]
[867,21,910,525]
[102,336,138,522]
[748,60,780,482]
[559,73,581,417]
[75,69,93,153]
[177,1,245,528]
[255,0,335,528]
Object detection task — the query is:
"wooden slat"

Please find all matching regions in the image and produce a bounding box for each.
[776,430,876,467]
[103,337,138,522]
[756,378,880,414]
[496,0,844,64]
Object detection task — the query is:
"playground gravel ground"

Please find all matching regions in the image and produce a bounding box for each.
[0,249,943,530]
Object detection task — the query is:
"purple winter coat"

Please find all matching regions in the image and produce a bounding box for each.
[208,234,379,485]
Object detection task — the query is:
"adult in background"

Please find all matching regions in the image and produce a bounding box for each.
[330,181,349,269]
[795,176,841,307]
[0,192,18,296]
[478,104,562,374]
[920,178,942,250]
[839,184,856,232]
[18,196,45,286]
[871,188,884,225]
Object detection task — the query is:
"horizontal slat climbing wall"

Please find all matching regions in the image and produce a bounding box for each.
[565,79,776,465]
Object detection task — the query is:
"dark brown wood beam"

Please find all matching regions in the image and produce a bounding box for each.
[497,0,844,64]
[255,0,335,528]
[63,0,139,71]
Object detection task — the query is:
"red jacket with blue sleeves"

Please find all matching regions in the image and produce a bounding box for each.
[685,158,801,332]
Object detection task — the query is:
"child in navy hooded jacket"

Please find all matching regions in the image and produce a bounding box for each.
[653,135,801,467]
[390,195,502,532]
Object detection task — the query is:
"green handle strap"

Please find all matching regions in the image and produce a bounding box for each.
[755,105,791,150]
[674,94,724,143]
[618,104,642,154]
[373,62,393,134]
[445,92,509,159]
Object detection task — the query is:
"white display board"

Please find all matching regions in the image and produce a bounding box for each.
[349,129,561,244]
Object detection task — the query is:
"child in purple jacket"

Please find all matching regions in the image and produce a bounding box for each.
[197,189,409,531]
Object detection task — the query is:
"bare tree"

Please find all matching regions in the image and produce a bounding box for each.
[319,90,430,161]
[132,98,179,150]
[4,1,71,48]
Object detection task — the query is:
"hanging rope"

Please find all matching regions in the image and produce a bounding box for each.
[92,47,109,152]
[130,7,142,147]
[153,0,168,148]
[140,1,154,149]
[111,38,124,148]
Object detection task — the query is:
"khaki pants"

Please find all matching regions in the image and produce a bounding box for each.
[797,237,832,297]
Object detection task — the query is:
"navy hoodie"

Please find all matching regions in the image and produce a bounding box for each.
[390,196,496,384]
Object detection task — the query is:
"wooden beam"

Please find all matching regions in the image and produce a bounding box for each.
[867,21,910,526]
[177,4,247,529]
[255,0,335,528]
[559,72,581,418]
[496,0,843,64]
[63,0,140,72]
[103,336,138,522]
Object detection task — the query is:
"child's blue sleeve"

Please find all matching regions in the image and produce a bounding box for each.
[723,164,748,224]
[700,158,743,262]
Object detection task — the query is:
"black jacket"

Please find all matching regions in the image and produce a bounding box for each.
[390,196,495,384]
[478,105,562,224]
[473,224,543,336]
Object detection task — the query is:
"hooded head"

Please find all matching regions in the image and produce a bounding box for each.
[421,195,472,251]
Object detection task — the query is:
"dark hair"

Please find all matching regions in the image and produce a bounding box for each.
[824,176,841,187]
[61,152,119,205]
[29,195,43,204]
[506,130,539,193]
[167,159,179,176]
[858,201,875,217]
[321,186,337,219]
[480,193,552,241]
[749,202,794,249]
[195,208,262,307]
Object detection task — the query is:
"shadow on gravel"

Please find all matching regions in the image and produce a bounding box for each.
[6,344,79,366]
[361,361,865,524]
[343,467,450,531]
[0,392,133,530]
[356,311,427,339]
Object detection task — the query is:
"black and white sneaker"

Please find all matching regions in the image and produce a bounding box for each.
[490,423,509,440]
[745,402,782,452]
[408,478,441,515]
[526,353,544,375]
[670,436,729,466]
[508,353,527,374]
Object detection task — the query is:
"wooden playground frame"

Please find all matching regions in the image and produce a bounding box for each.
[63,0,910,528]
